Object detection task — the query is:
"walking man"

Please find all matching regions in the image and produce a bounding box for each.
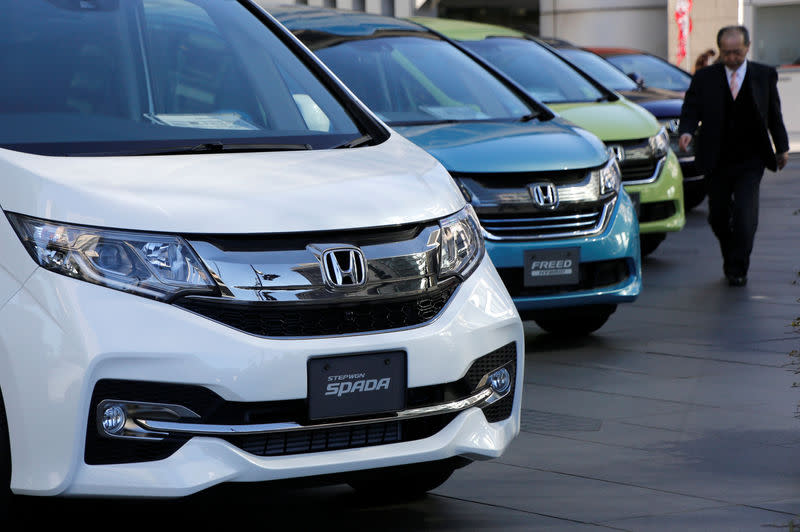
[678,25,789,287]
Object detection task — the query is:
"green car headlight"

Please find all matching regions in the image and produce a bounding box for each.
[649,126,670,159]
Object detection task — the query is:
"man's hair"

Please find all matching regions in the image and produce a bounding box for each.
[717,25,750,46]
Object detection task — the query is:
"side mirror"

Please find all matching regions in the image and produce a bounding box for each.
[627,72,645,88]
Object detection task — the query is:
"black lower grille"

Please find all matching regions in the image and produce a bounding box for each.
[639,200,678,223]
[496,259,630,297]
[175,281,459,337]
[621,159,658,182]
[84,343,518,464]
[224,415,457,457]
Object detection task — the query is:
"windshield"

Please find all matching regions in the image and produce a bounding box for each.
[556,49,640,92]
[462,37,605,104]
[310,35,531,125]
[605,54,692,92]
[0,0,364,155]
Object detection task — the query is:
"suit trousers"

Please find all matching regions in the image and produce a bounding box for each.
[706,157,765,278]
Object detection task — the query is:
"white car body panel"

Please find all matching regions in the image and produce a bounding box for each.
[0,132,462,234]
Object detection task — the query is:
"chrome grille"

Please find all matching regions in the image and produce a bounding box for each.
[478,201,613,240]
[452,167,617,241]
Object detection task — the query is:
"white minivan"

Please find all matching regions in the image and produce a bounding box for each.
[0,0,523,508]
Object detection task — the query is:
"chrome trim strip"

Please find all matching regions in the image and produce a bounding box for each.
[621,156,666,186]
[483,212,598,223]
[482,197,616,241]
[134,386,502,436]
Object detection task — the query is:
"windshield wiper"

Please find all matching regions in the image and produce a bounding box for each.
[333,134,373,149]
[78,142,313,157]
[518,113,539,122]
[148,142,313,155]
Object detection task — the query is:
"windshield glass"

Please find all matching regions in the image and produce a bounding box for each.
[556,49,639,92]
[310,35,531,125]
[462,37,605,103]
[605,54,692,92]
[0,0,363,155]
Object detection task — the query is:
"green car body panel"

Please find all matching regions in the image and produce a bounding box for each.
[411,16,685,238]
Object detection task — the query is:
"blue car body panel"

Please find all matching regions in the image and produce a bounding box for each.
[394,118,608,173]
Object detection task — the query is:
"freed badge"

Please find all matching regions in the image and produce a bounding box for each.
[524,248,580,287]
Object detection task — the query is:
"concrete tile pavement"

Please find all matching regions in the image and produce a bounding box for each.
[432,155,800,529]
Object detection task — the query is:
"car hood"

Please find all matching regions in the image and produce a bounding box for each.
[620,93,684,120]
[618,86,683,103]
[393,118,608,173]
[0,133,464,234]
[548,98,659,142]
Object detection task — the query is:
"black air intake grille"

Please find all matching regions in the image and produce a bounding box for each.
[620,159,658,182]
[639,200,678,223]
[224,415,457,457]
[175,281,458,337]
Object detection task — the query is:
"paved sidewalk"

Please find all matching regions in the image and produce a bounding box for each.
[430,154,800,530]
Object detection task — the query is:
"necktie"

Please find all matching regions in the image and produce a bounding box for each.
[730,70,739,100]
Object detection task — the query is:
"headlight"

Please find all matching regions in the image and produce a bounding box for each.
[6,213,216,301]
[594,155,621,197]
[648,126,670,159]
[438,205,485,279]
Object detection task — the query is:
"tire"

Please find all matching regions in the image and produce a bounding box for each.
[640,232,666,257]
[347,461,460,500]
[0,389,11,517]
[527,304,617,336]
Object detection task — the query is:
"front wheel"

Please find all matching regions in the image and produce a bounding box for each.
[524,304,617,336]
[347,460,464,500]
[640,232,666,257]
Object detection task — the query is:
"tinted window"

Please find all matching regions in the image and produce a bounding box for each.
[605,54,692,92]
[311,35,530,125]
[0,0,362,155]
[557,49,639,92]
[463,38,604,103]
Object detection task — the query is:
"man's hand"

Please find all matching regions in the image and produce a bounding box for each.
[678,133,693,153]
[777,151,789,170]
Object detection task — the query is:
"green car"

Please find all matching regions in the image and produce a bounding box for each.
[412,17,685,256]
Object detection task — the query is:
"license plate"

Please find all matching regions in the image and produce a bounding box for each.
[523,247,580,287]
[628,191,641,217]
[307,351,406,421]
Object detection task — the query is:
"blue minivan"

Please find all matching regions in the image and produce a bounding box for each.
[263,5,642,335]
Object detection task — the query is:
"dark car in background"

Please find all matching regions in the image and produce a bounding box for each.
[587,46,692,94]
[543,39,705,210]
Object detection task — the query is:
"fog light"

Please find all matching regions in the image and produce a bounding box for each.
[488,368,511,394]
[101,404,126,435]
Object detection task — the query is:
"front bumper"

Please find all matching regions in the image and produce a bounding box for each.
[0,256,523,498]
[623,150,686,234]
[485,188,641,312]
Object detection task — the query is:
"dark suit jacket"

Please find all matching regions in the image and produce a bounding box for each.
[678,61,789,173]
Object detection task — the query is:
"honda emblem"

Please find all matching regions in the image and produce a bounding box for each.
[528,182,559,209]
[320,246,367,289]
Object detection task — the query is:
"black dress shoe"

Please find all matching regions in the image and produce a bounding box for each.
[727,275,747,287]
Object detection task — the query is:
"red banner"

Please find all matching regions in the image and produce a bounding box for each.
[675,0,693,65]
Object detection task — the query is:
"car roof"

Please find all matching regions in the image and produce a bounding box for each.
[409,16,526,41]
[585,47,646,57]
[258,3,425,36]
[537,37,580,49]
